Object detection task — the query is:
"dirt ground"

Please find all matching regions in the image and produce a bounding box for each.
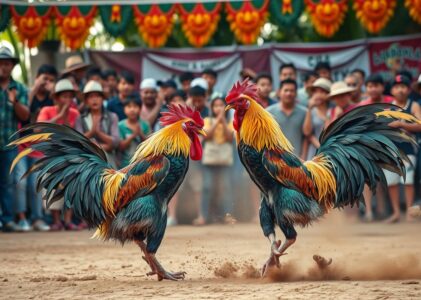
[1,212,421,300]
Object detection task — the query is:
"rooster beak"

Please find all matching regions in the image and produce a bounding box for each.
[197,129,207,137]
[225,104,234,112]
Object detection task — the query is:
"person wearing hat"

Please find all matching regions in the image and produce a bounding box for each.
[0,46,30,232]
[140,78,162,129]
[36,78,80,231]
[303,78,332,159]
[383,75,421,223]
[61,55,90,88]
[75,80,120,168]
[325,81,356,127]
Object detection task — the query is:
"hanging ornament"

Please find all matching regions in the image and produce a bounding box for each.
[305,0,348,38]
[99,5,132,37]
[11,6,53,48]
[353,0,396,33]
[405,0,421,25]
[226,0,269,45]
[55,6,97,50]
[0,5,11,33]
[178,3,221,48]
[270,0,304,26]
[133,4,175,48]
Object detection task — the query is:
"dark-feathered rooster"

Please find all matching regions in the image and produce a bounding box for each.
[225,79,420,276]
[9,104,205,281]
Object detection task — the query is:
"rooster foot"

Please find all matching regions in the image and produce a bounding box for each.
[313,255,332,269]
[261,240,282,277]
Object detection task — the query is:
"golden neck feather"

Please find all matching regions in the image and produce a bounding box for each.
[239,99,293,153]
[131,120,190,163]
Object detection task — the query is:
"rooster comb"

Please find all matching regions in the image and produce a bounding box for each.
[160,104,204,127]
[226,78,259,104]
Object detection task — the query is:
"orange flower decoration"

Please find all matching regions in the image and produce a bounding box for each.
[405,0,421,25]
[110,5,121,23]
[133,5,175,48]
[306,0,348,37]
[178,3,221,48]
[55,6,97,50]
[226,1,269,45]
[353,0,396,33]
[11,6,53,48]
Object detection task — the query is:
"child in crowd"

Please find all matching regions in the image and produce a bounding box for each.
[118,97,151,168]
[107,71,136,120]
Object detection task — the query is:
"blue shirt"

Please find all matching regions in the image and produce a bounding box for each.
[107,96,126,121]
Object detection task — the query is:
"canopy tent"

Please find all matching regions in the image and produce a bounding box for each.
[1,1,421,50]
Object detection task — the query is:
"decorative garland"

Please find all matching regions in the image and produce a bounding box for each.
[55,6,97,50]
[306,0,348,38]
[405,0,421,25]
[226,0,269,44]
[178,3,221,47]
[270,0,304,26]
[99,5,132,37]
[353,0,396,34]
[133,4,175,48]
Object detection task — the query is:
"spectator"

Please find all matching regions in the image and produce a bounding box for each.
[85,66,102,83]
[267,79,308,159]
[344,73,362,103]
[29,64,57,122]
[107,71,136,121]
[103,69,118,98]
[196,96,234,225]
[37,79,80,231]
[202,68,221,99]
[359,73,393,106]
[384,75,421,223]
[179,72,195,94]
[302,78,331,159]
[255,73,276,108]
[297,71,318,107]
[314,61,332,80]
[188,85,209,118]
[351,68,366,96]
[0,46,30,232]
[14,64,57,232]
[140,78,162,129]
[158,79,177,103]
[279,63,297,82]
[61,55,90,90]
[118,97,151,168]
[325,81,356,127]
[75,80,120,168]
[167,90,187,106]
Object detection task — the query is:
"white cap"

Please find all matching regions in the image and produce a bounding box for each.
[140,78,158,90]
[418,73,421,84]
[190,77,208,90]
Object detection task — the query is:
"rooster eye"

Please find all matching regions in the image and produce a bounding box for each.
[187,121,194,126]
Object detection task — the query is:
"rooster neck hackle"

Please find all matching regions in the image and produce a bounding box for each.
[239,99,293,153]
[131,120,191,163]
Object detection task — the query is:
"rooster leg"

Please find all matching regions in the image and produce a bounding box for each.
[135,240,186,281]
[261,234,282,277]
[277,223,297,256]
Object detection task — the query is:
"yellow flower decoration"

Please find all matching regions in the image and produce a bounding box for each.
[306,0,348,38]
[353,0,396,33]
[405,0,421,24]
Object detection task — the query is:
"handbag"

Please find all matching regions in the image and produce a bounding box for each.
[202,119,234,166]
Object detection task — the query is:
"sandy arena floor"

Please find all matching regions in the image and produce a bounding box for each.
[1,212,421,300]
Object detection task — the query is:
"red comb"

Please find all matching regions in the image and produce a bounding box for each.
[160,104,204,127]
[226,78,259,104]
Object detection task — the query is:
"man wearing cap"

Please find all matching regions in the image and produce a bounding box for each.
[0,46,30,232]
[140,78,162,130]
[303,78,331,159]
[325,81,356,127]
[384,75,421,223]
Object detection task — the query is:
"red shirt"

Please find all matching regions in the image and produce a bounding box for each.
[37,106,80,127]
[358,95,394,106]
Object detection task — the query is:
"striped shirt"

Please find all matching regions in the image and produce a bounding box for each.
[0,78,28,150]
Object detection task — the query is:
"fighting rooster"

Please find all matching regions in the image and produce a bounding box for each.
[9,104,205,281]
[225,79,420,276]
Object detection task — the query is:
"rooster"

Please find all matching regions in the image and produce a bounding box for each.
[9,104,205,281]
[225,79,420,276]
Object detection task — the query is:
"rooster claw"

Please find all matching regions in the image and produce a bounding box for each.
[313,255,332,269]
[157,271,187,281]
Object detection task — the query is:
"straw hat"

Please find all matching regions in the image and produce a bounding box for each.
[0,46,19,65]
[327,81,355,98]
[62,55,90,74]
[311,78,332,93]
[83,80,105,98]
[52,79,76,97]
